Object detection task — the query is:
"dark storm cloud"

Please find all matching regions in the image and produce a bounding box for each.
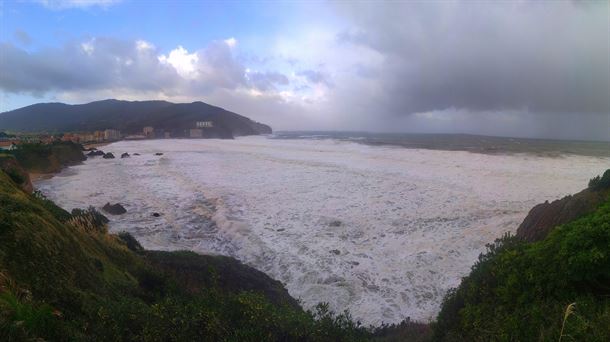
[335,1,610,115]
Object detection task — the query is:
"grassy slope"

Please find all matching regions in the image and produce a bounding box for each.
[0,171,368,341]
[434,190,610,341]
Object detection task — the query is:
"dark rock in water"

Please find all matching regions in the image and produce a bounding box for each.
[330,249,341,255]
[329,220,342,227]
[276,228,285,232]
[121,153,130,158]
[102,202,126,215]
[155,152,163,156]
[152,212,161,217]
[133,153,140,156]
[102,152,115,159]
[87,150,105,156]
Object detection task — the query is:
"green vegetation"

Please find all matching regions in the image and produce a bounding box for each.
[589,169,610,191]
[0,170,369,341]
[7,141,86,173]
[434,195,610,341]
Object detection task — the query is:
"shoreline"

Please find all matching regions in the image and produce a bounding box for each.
[30,172,56,183]
[84,141,112,149]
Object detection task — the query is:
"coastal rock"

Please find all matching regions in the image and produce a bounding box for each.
[102,152,115,159]
[133,153,140,156]
[155,152,164,156]
[102,202,126,215]
[330,249,341,255]
[121,153,130,158]
[152,212,161,217]
[87,150,105,156]
[516,185,610,242]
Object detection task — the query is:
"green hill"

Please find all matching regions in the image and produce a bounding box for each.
[0,99,272,138]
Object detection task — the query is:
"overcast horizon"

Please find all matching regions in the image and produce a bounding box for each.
[1,0,609,141]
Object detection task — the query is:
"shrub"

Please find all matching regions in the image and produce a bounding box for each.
[118,232,145,254]
[589,169,610,191]
[69,206,110,233]
[0,290,61,340]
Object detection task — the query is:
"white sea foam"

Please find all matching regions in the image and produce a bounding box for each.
[35,137,610,325]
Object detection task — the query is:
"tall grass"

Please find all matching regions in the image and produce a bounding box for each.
[559,302,576,342]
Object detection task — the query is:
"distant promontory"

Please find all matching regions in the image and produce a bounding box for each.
[0,99,272,139]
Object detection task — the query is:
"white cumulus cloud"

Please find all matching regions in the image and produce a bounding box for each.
[158,46,199,79]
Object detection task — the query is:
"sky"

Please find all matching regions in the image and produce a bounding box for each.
[0,0,609,141]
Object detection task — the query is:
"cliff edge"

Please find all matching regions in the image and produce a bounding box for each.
[516,169,610,242]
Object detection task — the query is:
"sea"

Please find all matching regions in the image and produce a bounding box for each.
[35,132,610,325]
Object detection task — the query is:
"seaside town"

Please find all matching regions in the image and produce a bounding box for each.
[0,121,214,150]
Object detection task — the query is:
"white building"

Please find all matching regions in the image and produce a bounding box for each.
[196,121,214,128]
[104,129,121,141]
[143,126,154,138]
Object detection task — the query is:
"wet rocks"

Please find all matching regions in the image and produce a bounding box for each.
[152,212,161,217]
[102,202,126,215]
[330,249,341,255]
[154,152,163,156]
[133,153,140,156]
[121,153,130,158]
[87,150,105,157]
[102,152,115,159]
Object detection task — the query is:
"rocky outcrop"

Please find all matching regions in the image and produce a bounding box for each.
[102,152,115,159]
[516,185,610,242]
[87,150,105,156]
[0,154,33,193]
[121,153,130,158]
[9,141,86,174]
[102,202,126,215]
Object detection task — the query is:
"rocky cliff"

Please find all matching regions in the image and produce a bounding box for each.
[7,141,86,174]
[516,170,610,242]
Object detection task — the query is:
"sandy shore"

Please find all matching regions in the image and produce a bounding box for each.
[83,142,111,149]
[30,172,55,182]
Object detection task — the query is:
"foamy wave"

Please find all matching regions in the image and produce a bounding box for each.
[35,136,610,325]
